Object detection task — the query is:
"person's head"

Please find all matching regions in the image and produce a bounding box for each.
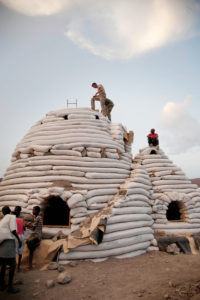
[14,206,21,217]
[2,206,11,216]
[33,206,40,216]
[92,82,98,89]
[151,128,155,134]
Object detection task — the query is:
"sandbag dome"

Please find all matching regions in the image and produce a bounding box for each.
[0,108,154,259]
[133,146,200,236]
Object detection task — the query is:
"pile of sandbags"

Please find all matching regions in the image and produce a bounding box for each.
[133,146,200,235]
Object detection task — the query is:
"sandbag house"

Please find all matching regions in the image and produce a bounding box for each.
[0,107,200,261]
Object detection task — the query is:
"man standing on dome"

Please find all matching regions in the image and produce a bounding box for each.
[147,128,159,148]
[91,82,107,117]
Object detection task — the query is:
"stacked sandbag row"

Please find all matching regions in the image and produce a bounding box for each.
[133,146,200,235]
[58,164,154,261]
[0,108,132,229]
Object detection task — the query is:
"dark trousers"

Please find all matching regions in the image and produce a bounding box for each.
[0,257,16,288]
[148,137,159,146]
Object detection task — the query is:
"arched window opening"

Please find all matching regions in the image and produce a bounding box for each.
[150,150,157,155]
[167,201,184,221]
[95,115,99,119]
[43,196,70,227]
[63,115,68,120]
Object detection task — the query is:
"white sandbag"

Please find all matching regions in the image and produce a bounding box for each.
[105,152,119,159]
[103,227,153,242]
[72,147,84,152]
[105,220,154,233]
[161,175,189,180]
[0,194,28,202]
[114,249,146,259]
[72,183,120,190]
[86,188,118,199]
[124,182,151,190]
[142,159,172,165]
[130,177,151,186]
[87,203,107,210]
[153,184,197,190]
[67,194,84,208]
[111,206,152,215]
[153,222,200,229]
[62,191,73,201]
[147,246,159,252]
[50,149,81,156]
[146,166,180,172]
[29,158,129,169]
[87,147,101,152]
[119,200,150,208]
[70,216,86,225]
[85,172,127,179]
[0,175,125,186]
[107,214,152,224]
[87,152,101,158]
[127,188,150,197]
[127,194,150,202]
[28,199,41,205]
[152,180,191,186]
[0,189,29,196]
[53,165,130,175]
[86,195,113,206]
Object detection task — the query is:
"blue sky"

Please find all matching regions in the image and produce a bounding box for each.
[0,0,200,178]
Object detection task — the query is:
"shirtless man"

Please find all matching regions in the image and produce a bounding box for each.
[91,83,106,117]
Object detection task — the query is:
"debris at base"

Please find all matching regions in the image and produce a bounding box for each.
[45,279,55,288]
[57,271,72,284]
[166,243,180,255]
[47,262,58,270]
[57,265,65,272]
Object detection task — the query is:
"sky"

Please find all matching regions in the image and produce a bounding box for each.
[0,0,200,178]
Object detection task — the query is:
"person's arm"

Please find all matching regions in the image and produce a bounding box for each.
[12,230,22,248]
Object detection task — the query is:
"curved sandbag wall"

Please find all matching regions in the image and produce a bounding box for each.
[133,146,200,235]
[58,164,154,262]
[0,108,133,235]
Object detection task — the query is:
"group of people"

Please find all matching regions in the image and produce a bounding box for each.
[0,205,42,293]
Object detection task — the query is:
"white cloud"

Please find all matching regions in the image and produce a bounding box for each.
[0,0,72,16]
[1,0,200,59]
[64,0,200,59]
[159,96,200,153]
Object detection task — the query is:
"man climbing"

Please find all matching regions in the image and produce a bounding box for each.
[91,82,107,117]
[104,98,114,121]
[147,128,159,148]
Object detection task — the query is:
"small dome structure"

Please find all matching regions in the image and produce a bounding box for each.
[133,146,200,236]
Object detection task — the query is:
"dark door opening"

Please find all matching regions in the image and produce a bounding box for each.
[43,196,70,227]
[167,201,183,221]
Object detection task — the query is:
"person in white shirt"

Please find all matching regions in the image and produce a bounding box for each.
[0,206,21,293]
[91,83,106,117]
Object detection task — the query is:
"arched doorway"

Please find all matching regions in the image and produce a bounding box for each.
[43,196,70,227]
[166,201,184,221]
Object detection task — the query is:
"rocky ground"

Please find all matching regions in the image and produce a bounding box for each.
[1,251,200,300]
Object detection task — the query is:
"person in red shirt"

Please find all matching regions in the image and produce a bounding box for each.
[14,206,25,272]
[147,128,159,147]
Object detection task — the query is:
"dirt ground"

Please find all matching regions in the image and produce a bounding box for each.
[1,251,200,300]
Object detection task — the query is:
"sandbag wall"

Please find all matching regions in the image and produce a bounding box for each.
[133,146,200,235]
[0,108,132,233]
[58,164,154,261]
